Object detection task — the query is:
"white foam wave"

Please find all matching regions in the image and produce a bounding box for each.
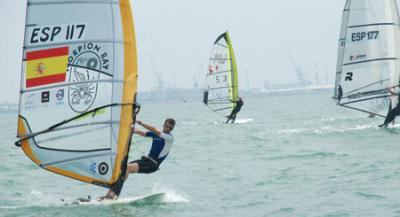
[278,128,308,134]
[234,118,254,124]
[26,189,68,207]
[0,206,18,209]
[212,118,253,125]
[278,124,378,135]
[151,185,190,203]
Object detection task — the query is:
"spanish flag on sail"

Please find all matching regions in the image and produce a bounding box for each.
[25,47,69,88]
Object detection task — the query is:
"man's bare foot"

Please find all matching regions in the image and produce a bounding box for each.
[98,190,118,201]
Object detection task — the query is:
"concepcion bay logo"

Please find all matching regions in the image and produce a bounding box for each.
[67,43,110,113]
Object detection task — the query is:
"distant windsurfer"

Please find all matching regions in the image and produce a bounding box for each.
[101,118,175,200]
[226,97,243,123]
[337,85,343,104]
[379,88,400,127]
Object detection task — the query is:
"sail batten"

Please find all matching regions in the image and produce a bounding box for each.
[24,40,125,50]
[21,79,124,93]
[348,23,396,28]
[16,0,138,187]
[29,1,120,6]
[19,121,120,139]
[343,57,398,66]
[40,152,116,167]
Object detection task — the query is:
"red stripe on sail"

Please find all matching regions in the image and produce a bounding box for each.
[26,47,69,61]
[26,73,66,88]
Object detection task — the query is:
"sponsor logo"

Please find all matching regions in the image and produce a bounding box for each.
[345,72,353,81]
[25,93,38,110]
[55,89,65,105]
[41,91,50,103]
[349,54,367,61]
[213,53,226,64]
[67,42,110,113]
[351,31,379,42]
[98,162,108,175]
[89,162,97,174]
[56,89,64,101]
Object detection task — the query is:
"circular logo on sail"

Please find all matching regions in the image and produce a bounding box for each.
[67,43,110,113]
[56,89,64,101]
[98,162,109,175]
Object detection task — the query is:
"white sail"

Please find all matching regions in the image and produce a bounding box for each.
[16,0,138,187]
[334,0,400,117]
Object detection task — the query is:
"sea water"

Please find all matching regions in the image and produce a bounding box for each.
[1,91,400,217]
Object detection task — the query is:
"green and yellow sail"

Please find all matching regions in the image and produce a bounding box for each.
[203,31,239,117]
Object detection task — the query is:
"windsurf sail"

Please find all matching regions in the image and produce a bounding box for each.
[16,0,138,188]
[203,31,239,117]
[334,0,400,117]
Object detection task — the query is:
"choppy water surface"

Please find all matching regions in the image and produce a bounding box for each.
[1,91,400,217]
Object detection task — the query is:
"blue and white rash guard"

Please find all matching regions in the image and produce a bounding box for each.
[145,131,174,164]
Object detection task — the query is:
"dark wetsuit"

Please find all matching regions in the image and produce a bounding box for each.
[337,85,343,104]
[381,94,400,127]
[226,99,244,123]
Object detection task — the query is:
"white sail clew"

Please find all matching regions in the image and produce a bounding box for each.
[334,0,400,117]
[16,0,138,188]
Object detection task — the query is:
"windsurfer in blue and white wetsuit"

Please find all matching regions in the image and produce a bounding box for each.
[380,88,400,127]
[102,118,175,200]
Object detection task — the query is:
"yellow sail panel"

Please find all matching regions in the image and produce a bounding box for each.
[45,165,112,185]
[226,33,239,101]
[18,117,41,165]
[112,0,138,184]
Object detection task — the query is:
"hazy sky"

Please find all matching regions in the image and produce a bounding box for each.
[0,0,352,103]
